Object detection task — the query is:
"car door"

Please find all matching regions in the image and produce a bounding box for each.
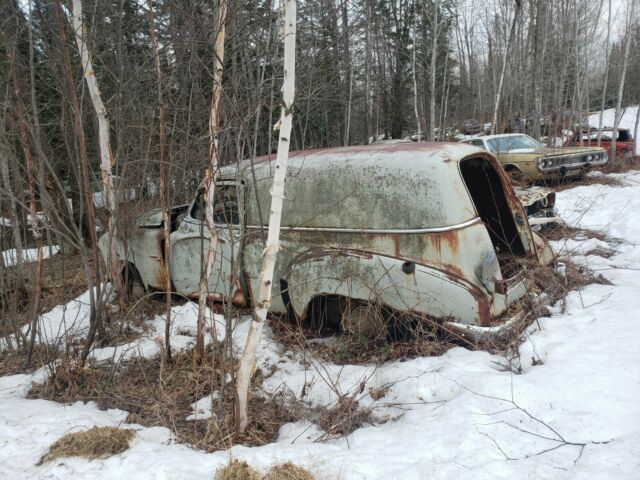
[169,181,245,303]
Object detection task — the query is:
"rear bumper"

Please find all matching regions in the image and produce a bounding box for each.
[443,310,530,342]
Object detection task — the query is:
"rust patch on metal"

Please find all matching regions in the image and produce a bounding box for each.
[231,283,247,306]
[152,230,170,290]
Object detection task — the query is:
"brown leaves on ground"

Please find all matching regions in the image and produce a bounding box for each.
[37,426,134,465]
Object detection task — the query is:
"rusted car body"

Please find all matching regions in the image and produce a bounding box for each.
[564,128,636,161]
[101,143,556,338]
[460,133,608,182]
[514,186,560,229]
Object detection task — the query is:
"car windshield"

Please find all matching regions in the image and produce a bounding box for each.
[486,135,542,154]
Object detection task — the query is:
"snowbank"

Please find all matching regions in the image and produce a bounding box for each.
[1,245,59,267]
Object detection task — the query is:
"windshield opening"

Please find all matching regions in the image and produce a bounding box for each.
[486,135,542,154]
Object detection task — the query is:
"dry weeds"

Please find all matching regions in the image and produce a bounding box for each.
[214,460,260,480]
[314,395,374,440]
[263,462,315,480]
[37,426,134,465]
[29,346,295,452]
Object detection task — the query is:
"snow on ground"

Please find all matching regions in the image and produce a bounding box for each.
[2,174,640,479]
[588,105,640,154]
[1,245,59,267]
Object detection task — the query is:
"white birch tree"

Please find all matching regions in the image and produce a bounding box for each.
[70,0,118,281]
[235,0,297,434]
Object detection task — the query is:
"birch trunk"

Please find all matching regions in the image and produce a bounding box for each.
[491,0,522,135]
[54,0,103,364]
[71,0,118,281]
[236,0,296,434]
[195,0,227,364]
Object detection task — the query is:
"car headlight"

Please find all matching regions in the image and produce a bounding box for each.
[537,158,547,169]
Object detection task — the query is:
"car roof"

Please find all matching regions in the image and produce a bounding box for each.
[462,133,529,142]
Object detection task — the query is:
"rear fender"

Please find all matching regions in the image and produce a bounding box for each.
[284,248,492,327]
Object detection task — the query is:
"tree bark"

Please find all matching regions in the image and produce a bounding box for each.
[195,0,227,364]
[236,0,296,434]
[71,0,118,281]
[148,0,172,363]
[597,0,612,145]
[491,0,522,135]
[611,0,636,166]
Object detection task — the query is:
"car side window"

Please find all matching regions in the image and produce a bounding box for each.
[190,184,239,225]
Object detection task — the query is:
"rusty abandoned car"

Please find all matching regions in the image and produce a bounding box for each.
[460,133,608,182]
[100,143,556,339]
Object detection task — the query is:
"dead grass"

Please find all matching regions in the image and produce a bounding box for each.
[1,253,90,338]
[214,460,261,480]
[37,426,134,465]
[541,223,612,243]
[264,462,315,480]
[314,395,374,440]
[0,345,58,376]
[29,346,295,453]
[270,316,453,366]
[550,172,624,192]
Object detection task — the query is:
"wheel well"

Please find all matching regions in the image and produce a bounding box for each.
[303,294,418,340]
[503,164,521,172]
[123,262,144,288]
[305,295,344,333]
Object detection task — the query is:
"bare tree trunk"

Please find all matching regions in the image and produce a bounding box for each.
[148,0,172,363]
[634,102,640,150]
[195,0,227,364]
[341,0,352,146]
[71,0,118,281]
[412,16,420,140]
[491,0,522,135]
[611,0,636,166]
[597,0,612,144]
[54,0,104,365]
[236,0,296,434]
[428,0,440,141]
[363,0,371,144]
[0,116,25,294]
[4,43,44,363]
